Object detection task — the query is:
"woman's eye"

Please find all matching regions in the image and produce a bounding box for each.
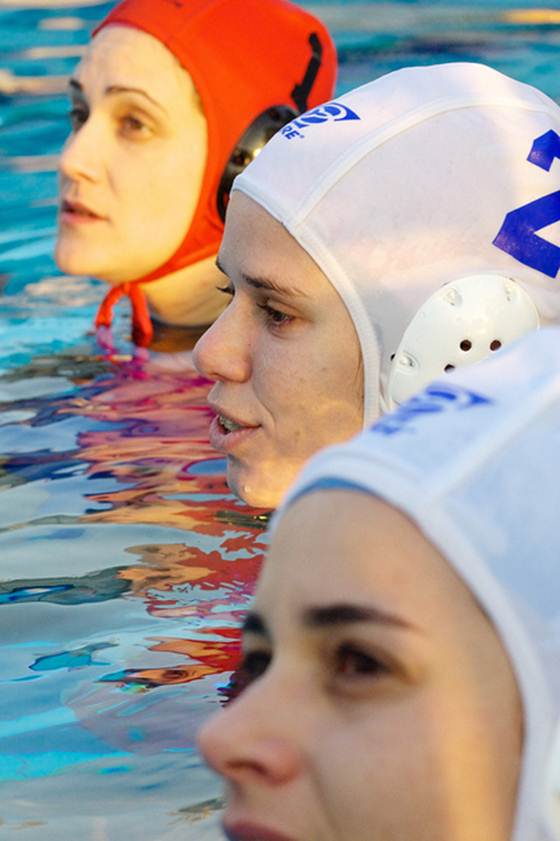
[231,649,271,695]
[257,302,294,329]
[216,284,234,297]
[221,649,270,702]
[68,107,88,132]
[120,115,152,138]
[335,643,387,679]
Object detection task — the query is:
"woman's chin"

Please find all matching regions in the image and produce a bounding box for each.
[227,462,290,511]
[54,245,119,286]
[54,241,93,278]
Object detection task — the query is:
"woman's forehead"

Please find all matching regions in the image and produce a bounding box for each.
[255,490,483,648]
[258,491,474,628]
[78,25,194,104]
[221,192,332,296]
[222,193,303,263]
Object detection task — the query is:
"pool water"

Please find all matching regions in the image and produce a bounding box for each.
[0,2,558,839]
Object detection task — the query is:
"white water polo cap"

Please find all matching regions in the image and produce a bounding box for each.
[233,62,560,422]
[276,326,560,841]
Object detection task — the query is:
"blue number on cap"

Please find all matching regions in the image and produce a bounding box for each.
[527,129,560,171]
[493,129,560,278]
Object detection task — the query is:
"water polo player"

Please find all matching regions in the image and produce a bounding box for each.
[198,327,560,841]
[55,0,336,346]
[193,62,560,507]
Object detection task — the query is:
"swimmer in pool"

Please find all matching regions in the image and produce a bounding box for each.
[193,62,560,508]
[198,326,560,841]
[55,0,336,347]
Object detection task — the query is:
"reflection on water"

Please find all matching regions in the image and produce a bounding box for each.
[1,0,105,7]
[0,348,267,839]
[0,68,70,95]
[7,154,59,172]
[1,1,559,838]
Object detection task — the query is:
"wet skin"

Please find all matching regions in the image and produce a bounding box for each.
[198,489,522,841]
[193,193,364,508]
[56,26,225,327]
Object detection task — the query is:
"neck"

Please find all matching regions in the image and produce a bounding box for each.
[141,256,226,328]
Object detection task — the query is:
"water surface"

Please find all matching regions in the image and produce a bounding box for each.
[0,2,558,838]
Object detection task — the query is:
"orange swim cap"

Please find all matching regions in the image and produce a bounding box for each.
[93,0,337,345]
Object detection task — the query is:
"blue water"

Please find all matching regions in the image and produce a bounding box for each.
[1,2,559,838]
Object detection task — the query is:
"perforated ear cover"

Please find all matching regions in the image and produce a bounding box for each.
[387,275,540,407]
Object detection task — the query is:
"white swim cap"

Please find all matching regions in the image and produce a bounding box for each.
[276,326,560,841]
[233,62,560,422]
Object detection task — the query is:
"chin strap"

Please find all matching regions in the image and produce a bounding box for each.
[95,282,153,348]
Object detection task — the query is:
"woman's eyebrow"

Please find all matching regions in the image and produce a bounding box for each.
[106,85,168,114]
[68,78,167,114]
[302,602,416,631]
[215,255,309,298]
[242,602,417,640]
[241,272,310,299]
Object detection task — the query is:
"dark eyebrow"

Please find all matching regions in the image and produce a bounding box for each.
[68,78,167,115]
[242,602,414,642]
[303,602,414,631]
[215,255,309,299]
[241,272,310,299]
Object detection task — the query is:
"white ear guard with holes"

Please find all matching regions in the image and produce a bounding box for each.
[387,274,540,408]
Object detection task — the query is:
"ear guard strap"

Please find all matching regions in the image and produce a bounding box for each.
[291,32,323,113]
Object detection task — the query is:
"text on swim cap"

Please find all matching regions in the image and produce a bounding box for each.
[371,383,491,436]
[493,129,560,278]
[281,102,360,140]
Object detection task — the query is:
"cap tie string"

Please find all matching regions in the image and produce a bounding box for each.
[95,282,153,348]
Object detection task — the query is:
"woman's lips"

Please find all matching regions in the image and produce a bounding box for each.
[59,199,106,225]
[209,412,261,455]
[224,822,299,841]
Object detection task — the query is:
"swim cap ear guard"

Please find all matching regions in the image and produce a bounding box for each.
[387,274,540,408]
[217,105,297,222]
[216,32,324,221]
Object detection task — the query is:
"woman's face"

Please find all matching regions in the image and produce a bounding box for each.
[193,194,363,508]
[198,490,522,841]
[56,25,207,284]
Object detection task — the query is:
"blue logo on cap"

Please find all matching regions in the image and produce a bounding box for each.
[372,383,491,436]
[493,129,560,278]
[281,102,361,140]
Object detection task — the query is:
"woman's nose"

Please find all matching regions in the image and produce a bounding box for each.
[197,676,304,788]
[58,119,103,184]
[193,304,252,384]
